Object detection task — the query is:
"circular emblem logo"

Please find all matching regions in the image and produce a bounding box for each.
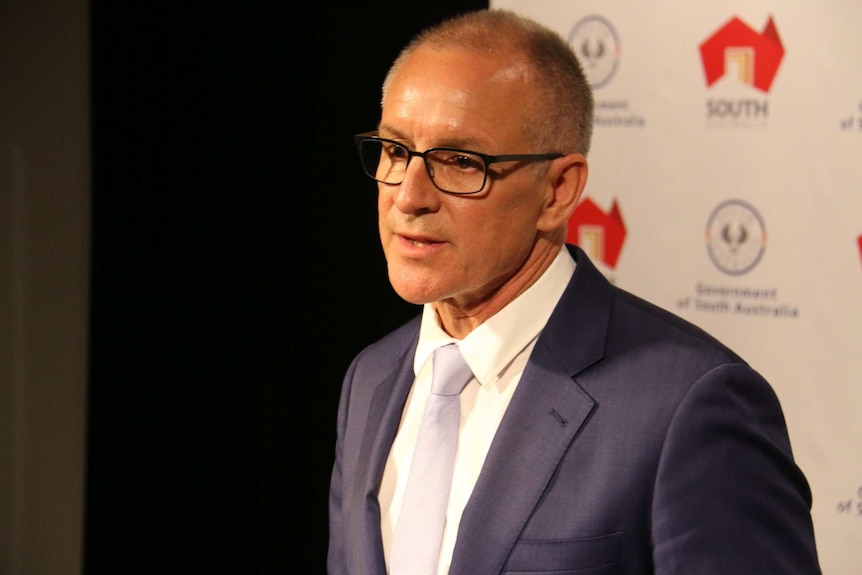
[705,199,767,275]
[567,15,620,89]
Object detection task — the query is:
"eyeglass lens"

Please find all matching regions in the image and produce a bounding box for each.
[358,139,486,194]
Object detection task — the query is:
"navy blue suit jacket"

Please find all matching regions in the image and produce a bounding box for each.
[328,244,820,574]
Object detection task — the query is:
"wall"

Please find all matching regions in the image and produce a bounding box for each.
[0,0,90,574]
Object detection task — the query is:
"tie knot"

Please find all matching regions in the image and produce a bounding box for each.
[431,344,472,397]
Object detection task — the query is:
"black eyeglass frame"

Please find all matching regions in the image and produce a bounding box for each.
[353,131,564,195]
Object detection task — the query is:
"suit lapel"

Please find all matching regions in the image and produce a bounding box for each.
[449,343,595,575]
[450,245,613,575]
[351,336,418,573]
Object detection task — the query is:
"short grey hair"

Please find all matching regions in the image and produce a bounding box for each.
[381,9,594,156]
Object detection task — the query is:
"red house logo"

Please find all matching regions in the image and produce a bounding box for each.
[567,197,626,269]
[857,234,862,266]
[699,15,785,93]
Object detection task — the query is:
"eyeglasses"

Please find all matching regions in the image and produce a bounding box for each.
[353,132,564,195]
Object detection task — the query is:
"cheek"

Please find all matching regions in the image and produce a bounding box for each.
[461,204,537,270]
[470,195,541,244]
[377,188,389,213]
[377,190,392,230]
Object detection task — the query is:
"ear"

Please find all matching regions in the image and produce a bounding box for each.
[536,153,588,232]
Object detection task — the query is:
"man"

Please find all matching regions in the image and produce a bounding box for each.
[328,9,821,575]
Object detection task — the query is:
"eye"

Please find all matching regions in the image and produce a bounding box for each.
[454,154,482,170]
[434,151,485,172]
[382,142,409,161]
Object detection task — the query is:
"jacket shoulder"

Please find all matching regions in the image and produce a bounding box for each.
[348,314,422,379]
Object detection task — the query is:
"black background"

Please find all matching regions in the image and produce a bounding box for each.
[84,1,485,573]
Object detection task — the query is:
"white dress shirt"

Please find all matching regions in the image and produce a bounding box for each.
[378,245,576,575]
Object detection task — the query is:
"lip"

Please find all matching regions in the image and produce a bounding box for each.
[393,232,447,258]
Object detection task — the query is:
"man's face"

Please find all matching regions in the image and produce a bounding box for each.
[377,45,552,309]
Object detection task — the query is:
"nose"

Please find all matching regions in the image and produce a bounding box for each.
[391,154,440,215]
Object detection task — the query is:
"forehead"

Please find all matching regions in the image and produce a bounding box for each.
[381,45,535,149]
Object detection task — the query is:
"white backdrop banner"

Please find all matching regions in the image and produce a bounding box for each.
[492,1,862,572]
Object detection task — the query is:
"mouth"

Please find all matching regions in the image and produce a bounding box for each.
[395,232,445,253]
[398,231,442,246]
[405,237,440,247]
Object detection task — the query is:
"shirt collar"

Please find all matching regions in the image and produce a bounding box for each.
[415,246,576,384]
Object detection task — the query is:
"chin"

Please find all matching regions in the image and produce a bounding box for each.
[390,283,437,306]
[387,269,444,306]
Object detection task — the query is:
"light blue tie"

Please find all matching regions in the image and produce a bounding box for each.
[389,344,473,575]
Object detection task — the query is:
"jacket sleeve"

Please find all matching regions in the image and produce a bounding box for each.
[651,362,821,574]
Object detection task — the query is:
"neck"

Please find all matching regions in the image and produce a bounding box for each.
[433,239,563,339]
